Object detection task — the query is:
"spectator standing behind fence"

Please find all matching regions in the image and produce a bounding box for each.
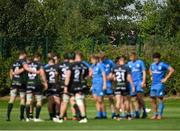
[127,30,138,52]
[109,31,117,47]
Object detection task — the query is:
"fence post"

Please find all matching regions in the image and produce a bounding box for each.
[45,36,49,62]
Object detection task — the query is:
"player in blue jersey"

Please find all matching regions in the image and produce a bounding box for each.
[128,52,147,118]
[150,53,174,120]
[99,52,116,119]
[90,54,107,119]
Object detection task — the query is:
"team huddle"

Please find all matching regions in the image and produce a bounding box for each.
[6,50,174,123]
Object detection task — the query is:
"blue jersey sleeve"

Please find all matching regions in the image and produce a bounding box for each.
[99,63,105,73]
[162,62,170,70]
[140,60,146,71]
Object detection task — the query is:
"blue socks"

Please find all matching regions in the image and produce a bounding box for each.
[135,111,140,118]
[102,112,107,118]
[158,102,164,116]
[97,111,107,118]
[97,111,101,118]
[111,112,116,118]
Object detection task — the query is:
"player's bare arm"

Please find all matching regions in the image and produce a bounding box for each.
[22,63,40,74]
[9,69,13,80]
[142,70,146,87]
[161,66,174,83]
[127,74,135,93]
[64,70,71,93]
[40,68,48,90]
[13,68,25,75]
[102,72,107,90]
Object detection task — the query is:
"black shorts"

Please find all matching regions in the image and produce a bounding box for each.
[26,85,42,95]
[11,84,26,93]
[56,82,65,95]
[69,84,84,94]
[114,87,129,96]
[47,84,60,97]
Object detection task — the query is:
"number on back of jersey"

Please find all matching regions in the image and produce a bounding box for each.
[116,71,125,82]
[28,67,37,80]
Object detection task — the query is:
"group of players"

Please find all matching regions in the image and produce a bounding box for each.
[6,50,174,123]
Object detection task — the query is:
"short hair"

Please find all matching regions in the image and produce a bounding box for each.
[90,54,99,60]
[34,52,41,59]
[98,51,106,59]
[115,56,120,63]
[19,50,27,55]
[153,52,161,58]
[48,58,55,63]
[63,52,69,60]
[75,51,83,59]
[68,52,75,60]
[130,52,137,56]
[118,55,126,60]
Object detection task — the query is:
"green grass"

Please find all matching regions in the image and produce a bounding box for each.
[0,98,180,130]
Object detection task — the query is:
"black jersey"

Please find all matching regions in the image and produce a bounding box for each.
[111,64,131,90]
[57,61,70,82]
[45,65,57,86]
[26,61,43,86]
[68,61,89,93]
[11,59,26,86]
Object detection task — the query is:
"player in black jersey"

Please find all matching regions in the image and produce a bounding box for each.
[109,56,135,120]
[6,51,39,121]
[56,52,89,123]
[25,53,47,122]
[45,58,60,121]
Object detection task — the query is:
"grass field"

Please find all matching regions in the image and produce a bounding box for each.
[0,97,180,130]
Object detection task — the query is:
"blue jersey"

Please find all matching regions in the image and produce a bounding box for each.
[128,60,146,82]
[91,63,105,84]
[150,62,170,85]
[102,59,115,75]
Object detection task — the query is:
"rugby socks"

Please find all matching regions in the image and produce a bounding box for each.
[29,112,33,119]
[130,112,135,118]
[97,111,101,118]
[26,105,30,119]
[135,111,140,118]
[73,104,81,118]
[35,106,41,119]
[49,112,54,120]
[20,105,25,120]
[102,112,107,118]
[7,103,13,120]
[111,112,116,119]
[158,102,164,116]
[121,112,126,118]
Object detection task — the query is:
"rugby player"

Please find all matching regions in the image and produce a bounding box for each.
[6,51,39,121]
[62,51,89,123]
[109,55,135,120]
[90,54,107,119]
[128,52,147,118]
[25,53,48,122]
[149,52,174,120]
[99,52,116,119]
[44,58,60,121]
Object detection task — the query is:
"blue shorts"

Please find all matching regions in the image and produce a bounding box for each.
[92,83,104,96]
[129,81,144,96]
[150,83,165,97]
[104,81,113,95]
